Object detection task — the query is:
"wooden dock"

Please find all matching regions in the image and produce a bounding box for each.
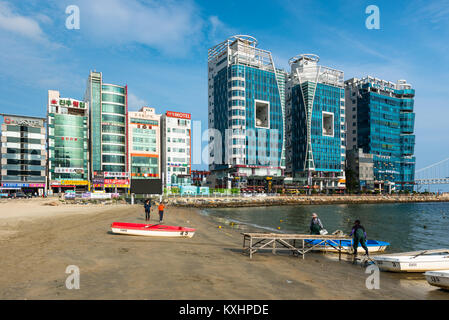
[242,233,351,259]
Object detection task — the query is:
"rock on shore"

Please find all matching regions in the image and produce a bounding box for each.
[168,194,449,208]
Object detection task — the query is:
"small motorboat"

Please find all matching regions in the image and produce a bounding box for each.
[111,222,196,238]
[305,239,390,254]
[425,270,449,290]
[373,249,449,272]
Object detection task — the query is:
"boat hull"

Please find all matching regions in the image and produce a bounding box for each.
[306,239,389,254]
[111,222,196,238]
[425,270,449,289]
[374,254,449,272]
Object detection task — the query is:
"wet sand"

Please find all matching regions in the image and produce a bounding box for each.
[0,198,447,300]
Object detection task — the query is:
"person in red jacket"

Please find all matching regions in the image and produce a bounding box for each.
[158,202,165,224]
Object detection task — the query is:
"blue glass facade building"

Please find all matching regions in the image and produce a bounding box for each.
[208,36,284,188]
[345,77,415,191]
[286,54,346,191]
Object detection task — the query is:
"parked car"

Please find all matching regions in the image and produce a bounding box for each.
[10,192,30,199]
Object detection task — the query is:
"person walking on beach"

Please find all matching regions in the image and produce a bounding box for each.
[350,220,369,256]
[310,213,324,235]
[158,202,165,224]
[144,199,152,222]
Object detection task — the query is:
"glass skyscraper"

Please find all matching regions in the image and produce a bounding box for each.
[47,90,89,192]
[208,35,284,189]
[285,54,346,192]
[345,77,416,191]
[85,71,129,191]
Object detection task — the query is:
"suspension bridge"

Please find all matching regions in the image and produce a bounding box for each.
[415,157,449,191]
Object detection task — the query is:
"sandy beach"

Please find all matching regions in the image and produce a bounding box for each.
[0,198,447,300]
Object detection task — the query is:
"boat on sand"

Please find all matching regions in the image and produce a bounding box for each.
[425,270,449,290]
[111,222,196,238]
[373,249,449,272]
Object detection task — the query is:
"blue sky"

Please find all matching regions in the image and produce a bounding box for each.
[0,0,448,176]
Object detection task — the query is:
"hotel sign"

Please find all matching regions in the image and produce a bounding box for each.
[166,111,191,119]
[3,116,43,128]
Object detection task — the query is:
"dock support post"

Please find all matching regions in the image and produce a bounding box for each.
[339,240,341,261]
[302,239,305,260]
[249,237,253,259]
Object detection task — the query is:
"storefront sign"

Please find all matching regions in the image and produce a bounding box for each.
[60,180,89,186]
[104,183,130,188]
[65,193,76,199]
[166,111,191,119]
[60,137,79,141]
[51,99,86,109]
[104,172,130,178]
[2,183,45,188]
[104,179,129,185]
[55,167,84,174]
[3,116,44,128]
[91,193,112,199]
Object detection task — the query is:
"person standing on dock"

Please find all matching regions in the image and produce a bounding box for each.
[144,199,152,222]
[350,220,369,256]
[158,202,165,224]
[310,213,324,235]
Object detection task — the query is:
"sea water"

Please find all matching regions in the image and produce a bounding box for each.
[202,202,449,253]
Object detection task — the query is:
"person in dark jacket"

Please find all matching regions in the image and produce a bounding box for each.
[310,213,324,235]
[144,199,152,222]
[349,220,369,256]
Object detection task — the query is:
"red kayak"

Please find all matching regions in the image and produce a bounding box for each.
[111,222,196,238]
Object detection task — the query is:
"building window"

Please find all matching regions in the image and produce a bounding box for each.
[322,112,334,137]
[255,100,269,129]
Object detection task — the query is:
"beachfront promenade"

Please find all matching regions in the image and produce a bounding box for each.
[168,193,449,208]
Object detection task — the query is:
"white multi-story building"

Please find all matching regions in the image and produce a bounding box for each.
[128,107,161,180]
[161,111,191,188]
[0,114,47,195]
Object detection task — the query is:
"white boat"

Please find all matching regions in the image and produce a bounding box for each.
[425,270,449,290]
[111,222,196,238]
[373,249,449,272]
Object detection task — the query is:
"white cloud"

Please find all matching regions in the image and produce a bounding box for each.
[207,16,236,43]
[128,93,148,111]
[403,0,449,26]
[76,0,204,55]
[0,1,45,40]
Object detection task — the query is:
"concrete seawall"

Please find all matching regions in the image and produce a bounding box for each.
[169,194,449,208]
